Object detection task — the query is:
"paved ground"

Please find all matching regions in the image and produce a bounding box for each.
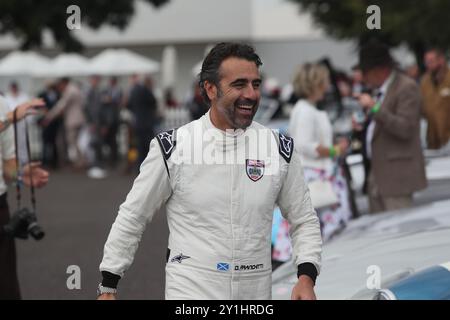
[13,166,168,300]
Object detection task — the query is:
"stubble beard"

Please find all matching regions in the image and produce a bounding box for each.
[217,88,257,130]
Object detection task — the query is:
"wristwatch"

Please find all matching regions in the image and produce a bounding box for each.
[97,283,117,296]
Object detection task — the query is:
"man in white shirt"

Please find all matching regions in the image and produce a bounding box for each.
[5,82,31,164]
[0,96,49,299]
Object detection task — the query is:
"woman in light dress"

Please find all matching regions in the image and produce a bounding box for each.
[288,63,351,242]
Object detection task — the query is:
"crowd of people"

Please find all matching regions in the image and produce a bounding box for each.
[1,74,166,177]
[273,42,450,265]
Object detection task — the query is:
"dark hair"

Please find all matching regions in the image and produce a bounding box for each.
[355,40,396,72]
[199,42,262,105]
[59,77,70,84]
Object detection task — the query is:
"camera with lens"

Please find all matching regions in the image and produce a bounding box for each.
[2,208,45,240]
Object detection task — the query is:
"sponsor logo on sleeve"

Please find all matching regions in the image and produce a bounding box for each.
[170,253,191,263]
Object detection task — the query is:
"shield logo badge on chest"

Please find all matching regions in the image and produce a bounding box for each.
[246,159,265,182]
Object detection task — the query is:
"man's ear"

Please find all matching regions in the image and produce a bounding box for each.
[204,80,217,102]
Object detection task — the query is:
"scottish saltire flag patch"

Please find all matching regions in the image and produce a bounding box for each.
[217,263,230,272]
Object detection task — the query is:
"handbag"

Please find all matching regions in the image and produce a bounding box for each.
[307,179,339,209]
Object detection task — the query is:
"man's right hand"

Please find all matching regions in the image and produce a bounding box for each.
[291,275,317,300]
[22,162,49,188]
[97,293,116,300]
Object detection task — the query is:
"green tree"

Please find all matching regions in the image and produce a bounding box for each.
[0,0,168,52]
[290,0,450,70]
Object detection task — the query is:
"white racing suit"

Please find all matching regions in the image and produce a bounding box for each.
[100,112,322,299]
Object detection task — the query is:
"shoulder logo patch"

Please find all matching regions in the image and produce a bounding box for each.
[170,253,191,263]
[156,129,176,160]
[279,133,293,163]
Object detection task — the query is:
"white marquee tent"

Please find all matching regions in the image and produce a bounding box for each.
[47,53,91,77]
[88,48,159,76]
[161,45,177,90]
[0,51,51,77]
[0,49,160,93]
[191,44,214,77]
[0,49,160,78]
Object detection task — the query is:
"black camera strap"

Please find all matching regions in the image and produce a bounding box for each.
[13,109,37,214]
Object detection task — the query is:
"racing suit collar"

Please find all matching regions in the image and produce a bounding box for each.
[204,110,249,137]
[202,110,248,151]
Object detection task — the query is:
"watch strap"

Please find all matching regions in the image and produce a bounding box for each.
[97,283,117,296]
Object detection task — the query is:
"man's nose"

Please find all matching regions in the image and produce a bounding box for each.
[242,84,259,100]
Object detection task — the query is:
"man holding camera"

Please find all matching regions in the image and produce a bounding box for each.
[0,95,49,299]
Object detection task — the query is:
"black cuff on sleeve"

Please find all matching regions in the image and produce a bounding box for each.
[101,271,121,289]
[297,263,318,284]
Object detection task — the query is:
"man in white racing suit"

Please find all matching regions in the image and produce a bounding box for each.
[98,43,322,300]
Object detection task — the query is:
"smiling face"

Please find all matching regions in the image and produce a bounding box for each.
[206,57,262,130]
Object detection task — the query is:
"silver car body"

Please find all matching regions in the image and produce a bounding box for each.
[272,196,450,299]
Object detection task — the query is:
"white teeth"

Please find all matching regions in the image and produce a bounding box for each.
[238,105,252,110]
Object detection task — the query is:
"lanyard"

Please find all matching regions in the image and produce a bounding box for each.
[13,109,37,214]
